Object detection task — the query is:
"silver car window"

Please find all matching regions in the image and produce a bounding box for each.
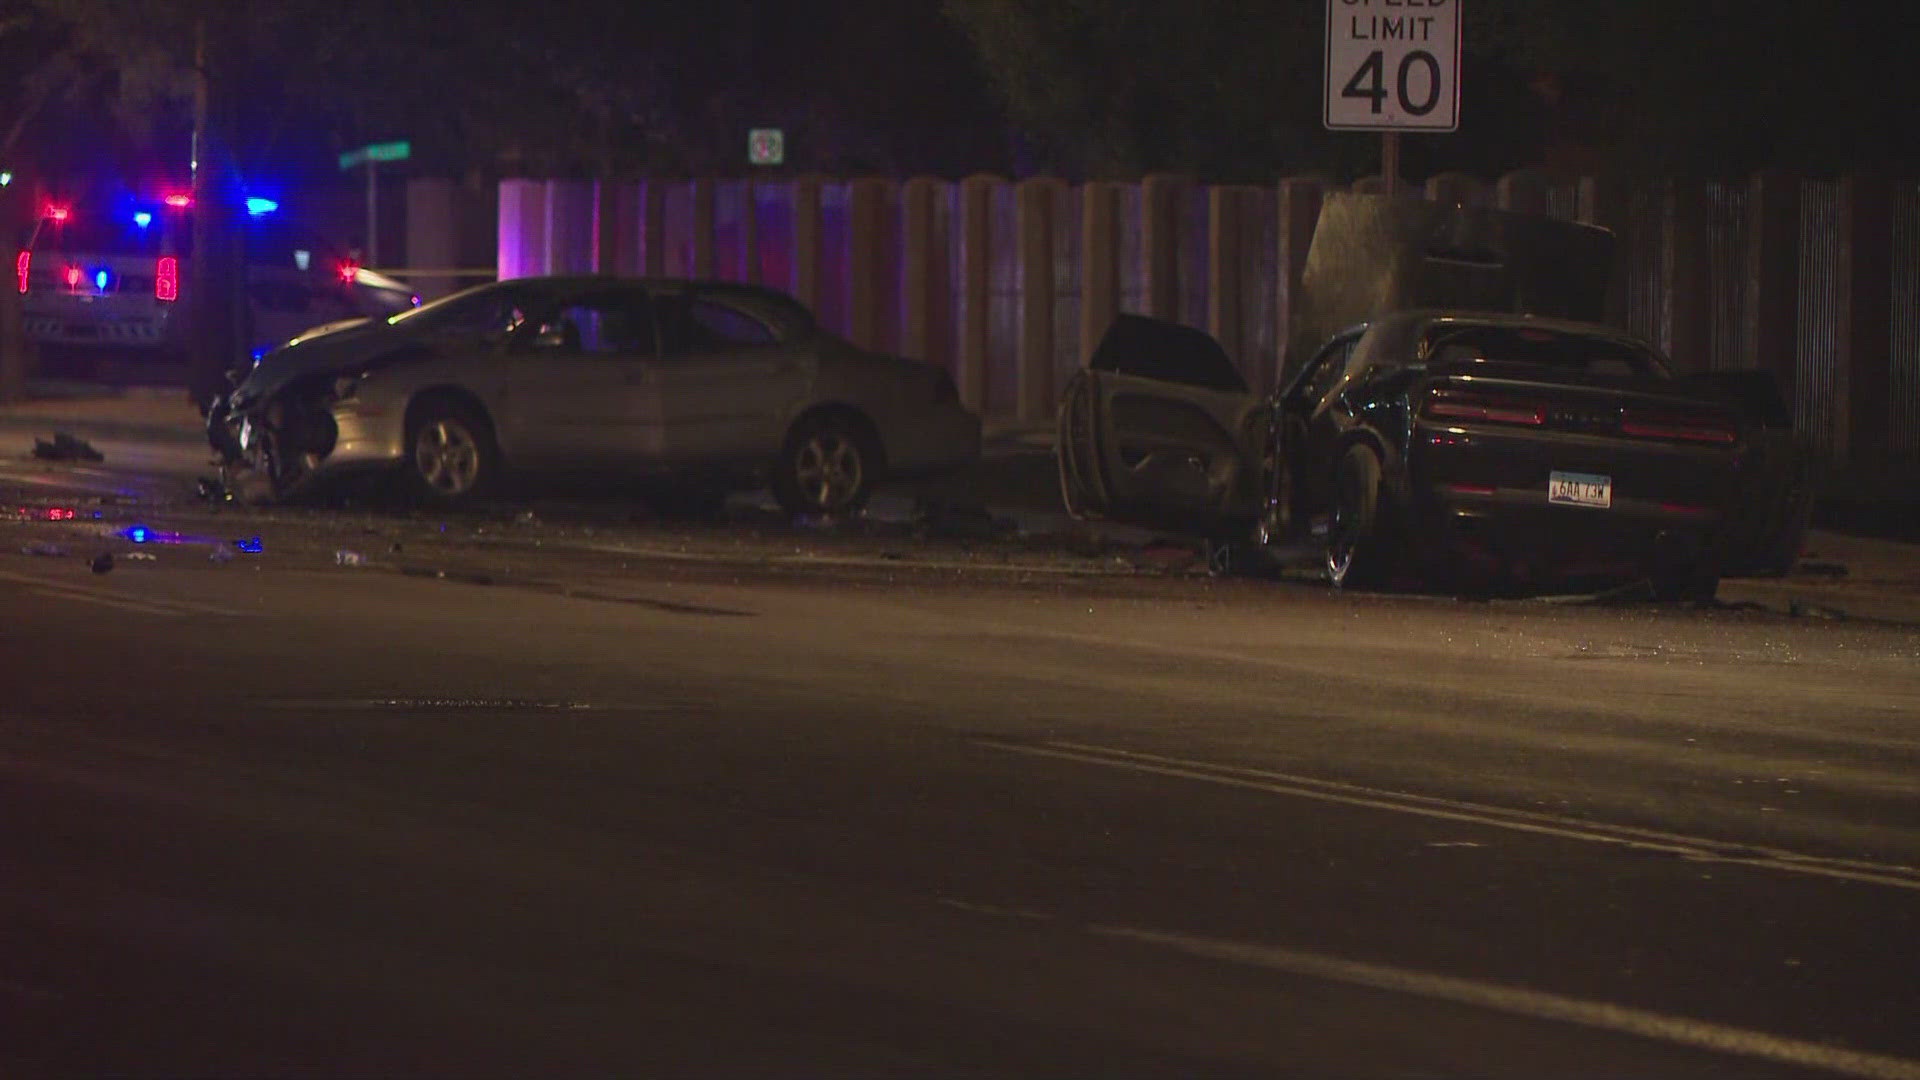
[658,296,779,355]
[526,293,657,356]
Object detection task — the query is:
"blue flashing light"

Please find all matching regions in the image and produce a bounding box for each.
[133,211,153,229]
[127,525,151,543]
[234,536,263,553]
[245,197,278,217]
[94,269,109,291]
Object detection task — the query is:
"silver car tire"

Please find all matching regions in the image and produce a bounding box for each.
[773,415,878,518]
[405,401,497,504]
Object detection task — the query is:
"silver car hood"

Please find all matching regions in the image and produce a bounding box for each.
[232,317,399,406]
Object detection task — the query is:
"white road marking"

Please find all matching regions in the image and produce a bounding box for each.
[983,740,1920,891]
[24,586,185,617]
[561,540,1126,576]
[0,568,243,617]
[1094,925,1920,1080]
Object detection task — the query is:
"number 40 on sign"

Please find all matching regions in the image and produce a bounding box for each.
[1324,0,1461,132]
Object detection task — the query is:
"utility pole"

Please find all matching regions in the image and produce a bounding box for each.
[186,12,240,409]
[0,176,27,403]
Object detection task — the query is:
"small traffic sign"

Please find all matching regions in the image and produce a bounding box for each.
[338,141,412,171]
[748,128,785,167]
[1325,0,1460,131]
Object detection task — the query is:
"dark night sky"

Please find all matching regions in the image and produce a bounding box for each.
[6,0,1917,184]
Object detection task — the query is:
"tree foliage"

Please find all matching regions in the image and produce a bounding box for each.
[947,0,1920,180]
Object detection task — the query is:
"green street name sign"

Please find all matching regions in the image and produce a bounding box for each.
[338,141,412,170]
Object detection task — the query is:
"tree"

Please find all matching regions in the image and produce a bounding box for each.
[948,0,1920,182]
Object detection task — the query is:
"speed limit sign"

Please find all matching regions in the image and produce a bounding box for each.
[1325,0,1460,131]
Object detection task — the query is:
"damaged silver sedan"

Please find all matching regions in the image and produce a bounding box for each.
[208,276,981,515]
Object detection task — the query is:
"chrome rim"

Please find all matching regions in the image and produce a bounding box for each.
[1326,471,1358,582]
[793,430,864,512]
[414,418,481,495]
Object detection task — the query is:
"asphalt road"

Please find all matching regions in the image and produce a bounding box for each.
[2,459,1919,1078]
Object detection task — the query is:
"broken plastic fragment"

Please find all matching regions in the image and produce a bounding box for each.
[31,432,104,463]
[335,549,367,567]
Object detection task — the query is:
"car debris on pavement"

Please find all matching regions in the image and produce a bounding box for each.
[31,432,104,463]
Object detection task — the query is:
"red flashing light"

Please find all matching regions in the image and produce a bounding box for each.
[155,256,178,302]
[64,265,81,289]
[163,193,193,208]
[336,260,358,284]
[46,205,70,223]
[14,250,27,294]
[45,507,75,521]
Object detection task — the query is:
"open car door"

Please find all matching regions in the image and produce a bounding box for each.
[1057,315,1267,536]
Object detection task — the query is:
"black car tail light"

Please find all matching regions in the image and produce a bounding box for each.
[1422,387,1546,427]
[1620,409,1736,444]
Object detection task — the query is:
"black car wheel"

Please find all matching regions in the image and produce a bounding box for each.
[1326,443,1395,590]
[405,399,498,504]
[773,414,878,518]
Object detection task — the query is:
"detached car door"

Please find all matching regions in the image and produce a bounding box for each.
[1057,314,1267,535]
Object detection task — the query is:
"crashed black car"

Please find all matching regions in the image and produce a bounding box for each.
[1058,195,1811,597]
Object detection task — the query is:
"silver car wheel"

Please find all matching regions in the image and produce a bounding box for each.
[793,430,865,512]
[414,418,482,496]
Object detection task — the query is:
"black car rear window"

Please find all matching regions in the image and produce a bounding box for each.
[1424,325,1666,378]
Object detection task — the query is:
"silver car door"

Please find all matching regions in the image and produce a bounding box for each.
[651,292,808,463]
[496,288,662,469]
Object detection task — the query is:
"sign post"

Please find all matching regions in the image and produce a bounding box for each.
[1324,0,1460,194]
[337,141,412,267]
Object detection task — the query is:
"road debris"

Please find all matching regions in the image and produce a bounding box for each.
[209,546,235,565]
[335,549,367,567]
[20,541,67,557]
[1795,561,1848,578]
[912,497,1013,541]
[31,432,104,463]
[124,551,157,562]
[89,552,114,574]
[233,536,264,553]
